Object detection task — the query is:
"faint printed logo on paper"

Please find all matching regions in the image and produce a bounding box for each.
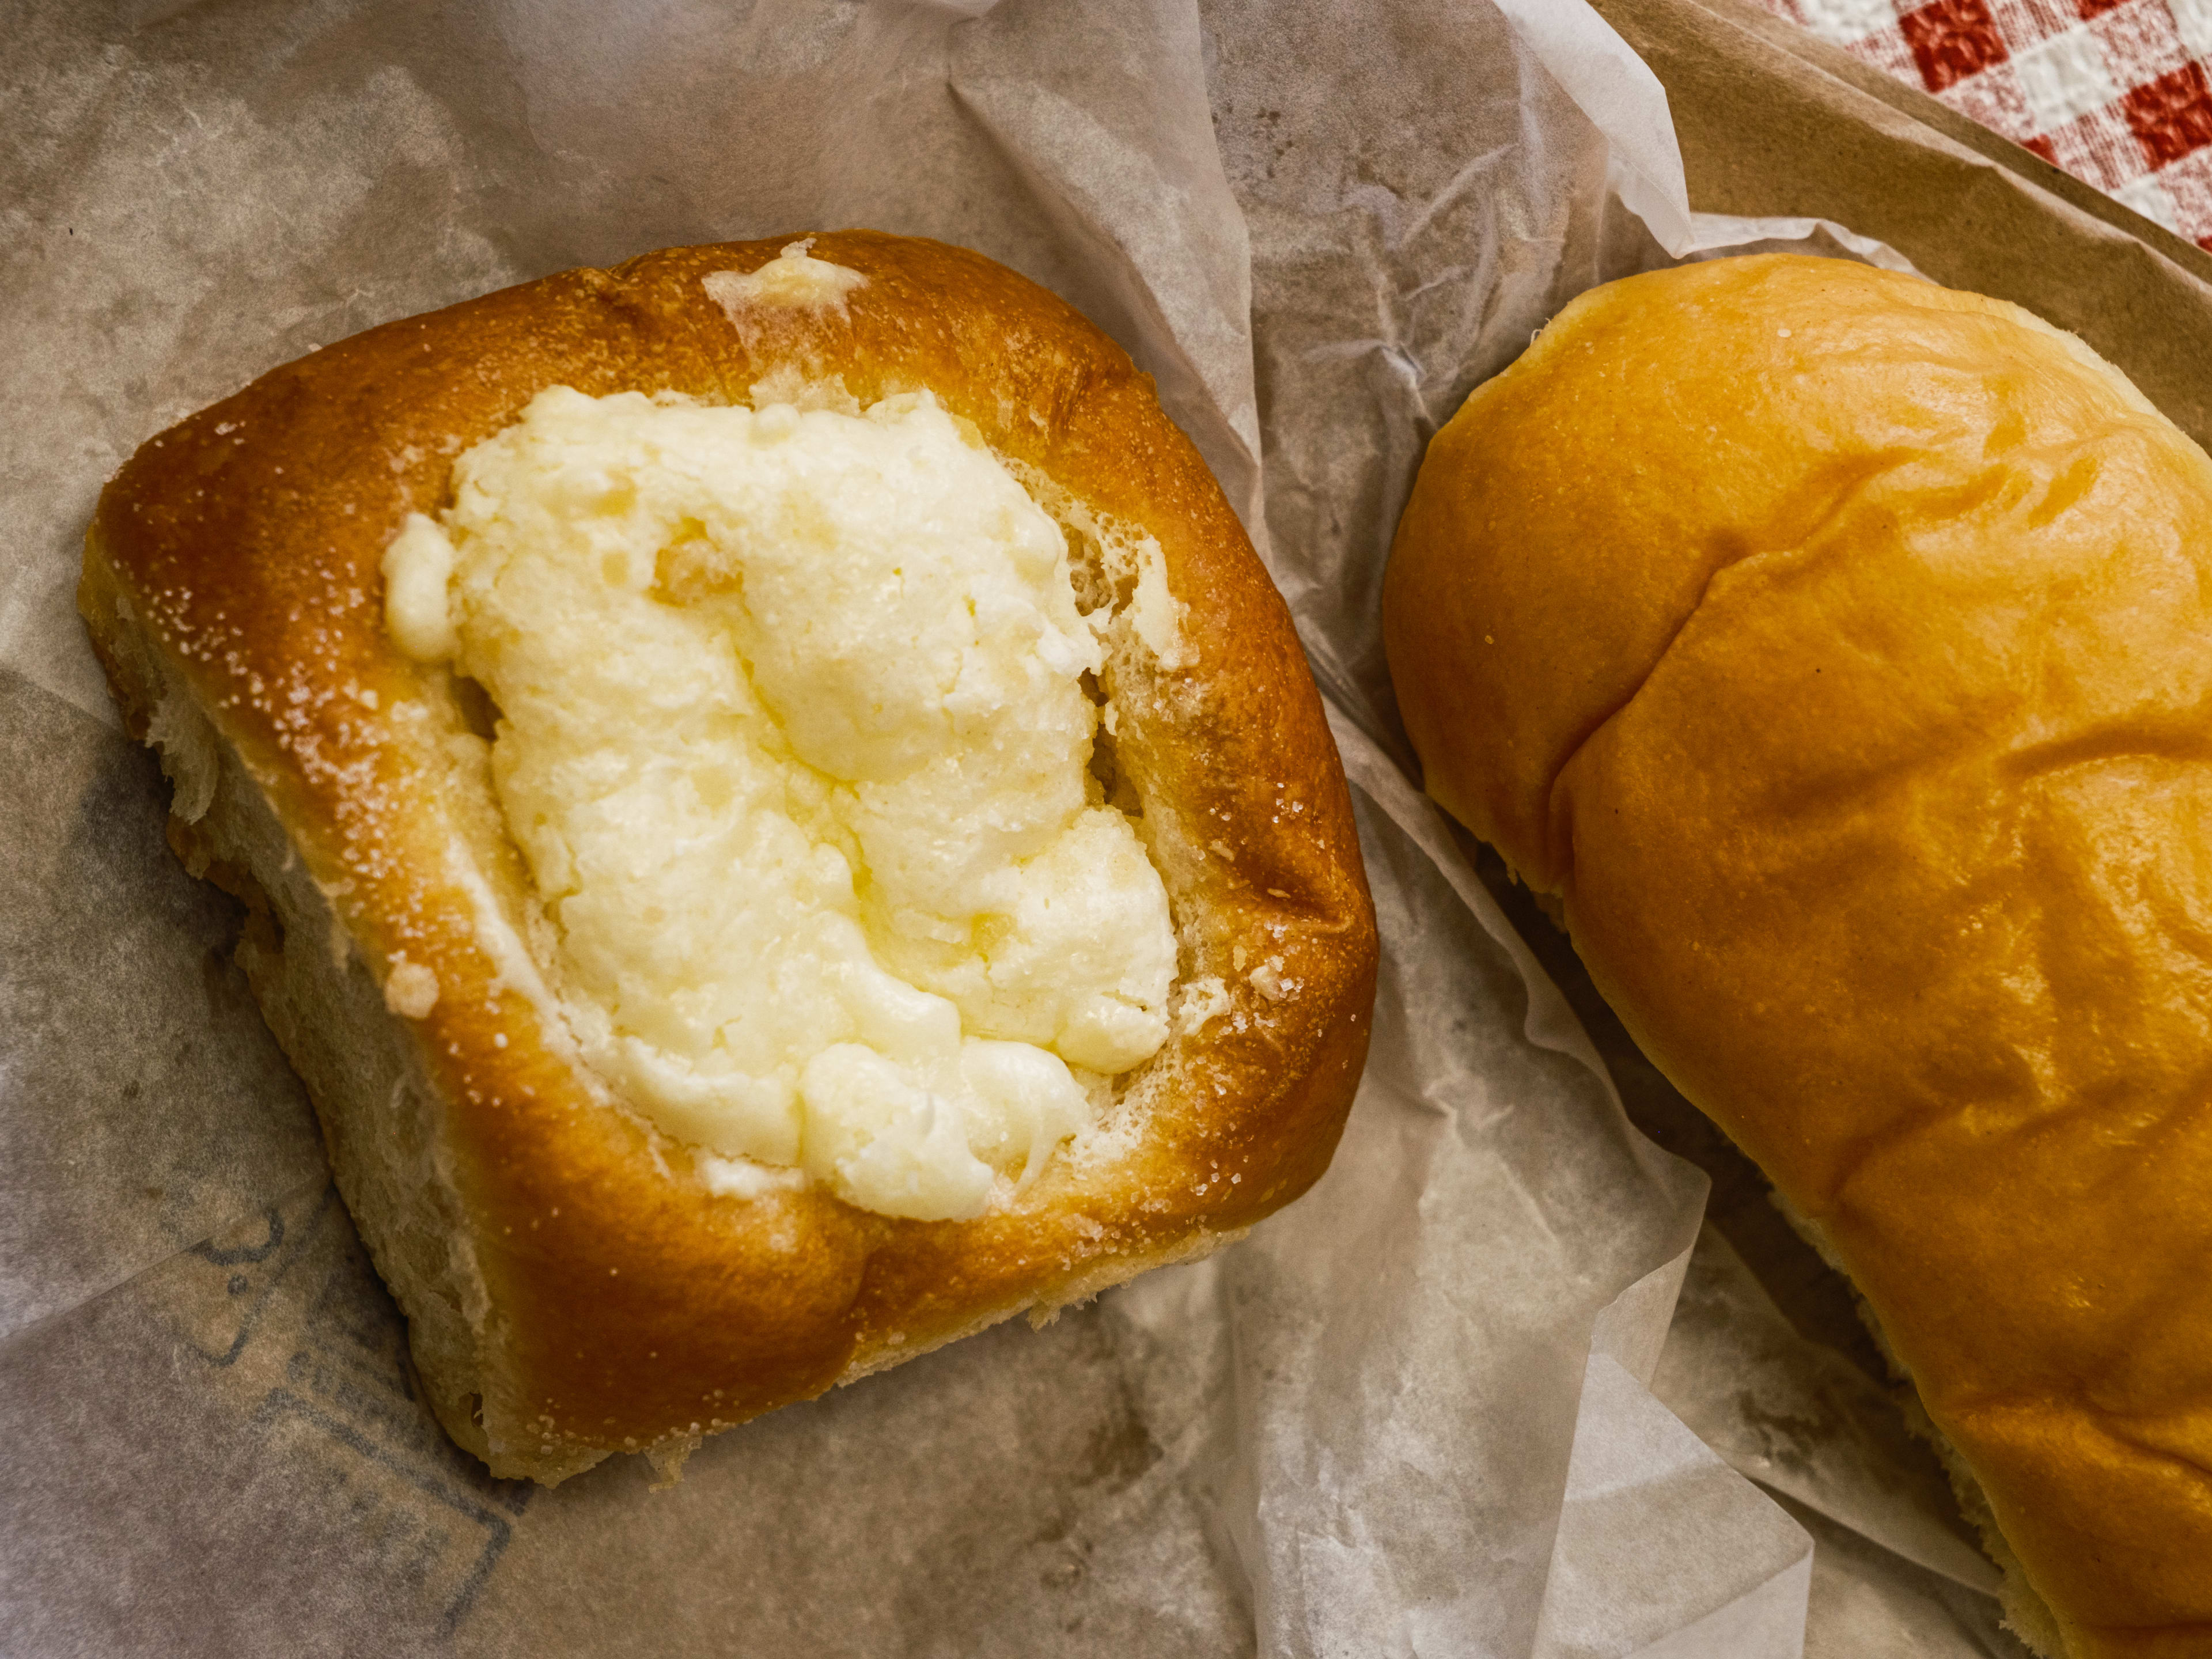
[177,1180,532,1634]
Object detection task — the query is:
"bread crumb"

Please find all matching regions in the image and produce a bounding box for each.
[1177,975,1232,1032]
[384,955,440,1018]
[703,241,867,321]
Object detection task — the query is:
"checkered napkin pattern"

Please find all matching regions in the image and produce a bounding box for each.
[1755,0,2212,248]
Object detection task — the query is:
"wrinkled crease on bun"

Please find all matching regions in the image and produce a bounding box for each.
[1385,253,2212,1659]
[81,232,1378,1486]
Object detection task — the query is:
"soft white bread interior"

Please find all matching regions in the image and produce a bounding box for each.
[82,233,1378,1486]
[1384,253,2212,1659]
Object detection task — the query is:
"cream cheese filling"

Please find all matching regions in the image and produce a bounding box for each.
[381,384,1179,1221]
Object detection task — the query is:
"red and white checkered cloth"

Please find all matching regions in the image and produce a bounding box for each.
[1753,0,2212,248]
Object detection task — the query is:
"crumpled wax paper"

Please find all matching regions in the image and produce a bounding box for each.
[0,1,2027,1654]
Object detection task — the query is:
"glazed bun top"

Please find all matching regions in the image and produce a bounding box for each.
[1385,253,2212,1657]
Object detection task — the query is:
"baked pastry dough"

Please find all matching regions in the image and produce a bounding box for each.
[1385,253,2212,1659]
[81,232,1377,1485]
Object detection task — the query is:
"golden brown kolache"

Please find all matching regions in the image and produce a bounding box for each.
[1385,253,2212,1659]
[80,232,1377,1486]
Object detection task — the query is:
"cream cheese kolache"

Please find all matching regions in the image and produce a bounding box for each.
[1384,253,2212,1659]
[81,233,1378,1486]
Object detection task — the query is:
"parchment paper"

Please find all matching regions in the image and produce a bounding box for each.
[0,0,2058,1653]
